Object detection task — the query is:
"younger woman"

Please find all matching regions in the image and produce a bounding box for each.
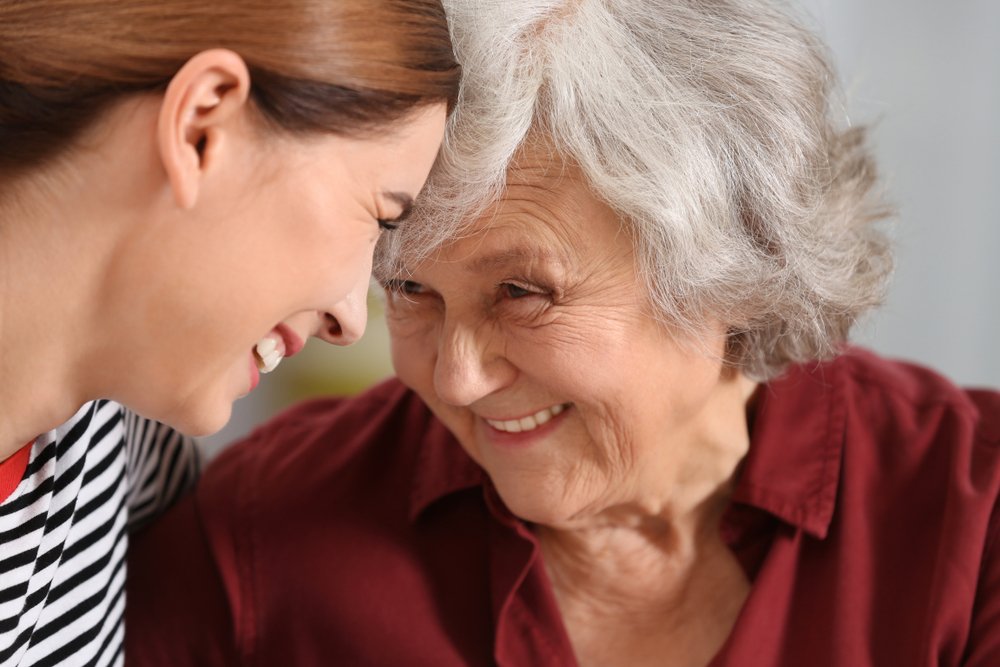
[0,1,458,664]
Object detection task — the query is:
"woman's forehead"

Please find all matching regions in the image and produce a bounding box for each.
[416,197,632,283]
[398,143,634,277]
[469,159,605,244]
[422,219,574,273]
[505,139,579,188]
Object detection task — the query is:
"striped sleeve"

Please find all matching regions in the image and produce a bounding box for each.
[122,410,201,531]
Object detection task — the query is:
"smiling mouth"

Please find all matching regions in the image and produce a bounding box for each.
[484,404,569,433]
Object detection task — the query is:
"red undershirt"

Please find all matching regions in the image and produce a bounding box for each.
[0,441,33,502]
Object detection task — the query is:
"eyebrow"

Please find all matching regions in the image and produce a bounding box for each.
[381,191,415,223]
[467,246,565,273]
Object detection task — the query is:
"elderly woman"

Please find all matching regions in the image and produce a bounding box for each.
[126,0,1000,665]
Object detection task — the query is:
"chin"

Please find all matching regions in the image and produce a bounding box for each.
[164,401,234,438]
[492,479,576,527]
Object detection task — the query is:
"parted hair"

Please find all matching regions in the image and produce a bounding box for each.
[0,0,459,176]
[378,0,893,381]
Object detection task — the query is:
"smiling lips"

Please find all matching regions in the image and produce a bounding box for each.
[485,404,567,433]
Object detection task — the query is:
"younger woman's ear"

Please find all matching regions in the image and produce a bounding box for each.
[157,49,252,209]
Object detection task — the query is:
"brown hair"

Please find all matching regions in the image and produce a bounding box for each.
[0,0,459,175]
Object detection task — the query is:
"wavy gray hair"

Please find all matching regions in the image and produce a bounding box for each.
[377,0,893,381]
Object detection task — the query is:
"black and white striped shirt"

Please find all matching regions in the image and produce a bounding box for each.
[0,400,199,667]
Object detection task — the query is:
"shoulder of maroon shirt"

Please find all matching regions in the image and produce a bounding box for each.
[126,352,1000,666]
[127,377,466,666]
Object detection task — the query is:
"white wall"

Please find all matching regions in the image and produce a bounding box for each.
[798,0,1000,387]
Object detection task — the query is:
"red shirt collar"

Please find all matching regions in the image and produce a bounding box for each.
[732,358,846,539]
[408,414,485,522]
[408,357,847,539]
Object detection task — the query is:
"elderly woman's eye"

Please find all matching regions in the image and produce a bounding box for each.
[501,282,540,299]
[383,279,425,295]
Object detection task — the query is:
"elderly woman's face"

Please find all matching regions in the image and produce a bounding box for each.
[386,159,741,526]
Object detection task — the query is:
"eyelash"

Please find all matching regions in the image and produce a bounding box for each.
[377,219,398,232]
[382,279,550,303]
[383,279,422,295]
[499,280,548,300]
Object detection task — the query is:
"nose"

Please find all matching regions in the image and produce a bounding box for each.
[317,277,369,346]
[433,317,515,407]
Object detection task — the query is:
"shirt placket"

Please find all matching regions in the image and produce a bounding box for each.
[484,485,579,667]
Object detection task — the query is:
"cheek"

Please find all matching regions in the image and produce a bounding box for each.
[123,339,248,437]
[388,317,437,390]
[525,327,670,448]
[279,184,377,284]
[573,388,637,457]
[266,232,374,312]
[516,327,609,400]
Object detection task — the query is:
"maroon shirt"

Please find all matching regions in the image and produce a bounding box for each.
[126,349,1000,666]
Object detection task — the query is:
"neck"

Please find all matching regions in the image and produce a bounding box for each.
[534,406,754,667]
[0,96,168,461]
[0,191,96,460]
[537,497,750,667]
[0,144,155,460]
[534,372,757,612]
[536,474,738,613]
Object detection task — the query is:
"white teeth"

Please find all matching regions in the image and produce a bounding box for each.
[259,350,282,374]
[487,404,568,433]
[256,337,278,357]
[254,337,284,374]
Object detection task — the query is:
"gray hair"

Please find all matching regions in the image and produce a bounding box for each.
[378,0,893,381]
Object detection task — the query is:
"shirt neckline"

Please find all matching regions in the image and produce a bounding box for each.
[0,440,34,503]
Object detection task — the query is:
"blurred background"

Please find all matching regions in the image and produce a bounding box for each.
[801,0,1000,387]
[203,0,1000,457]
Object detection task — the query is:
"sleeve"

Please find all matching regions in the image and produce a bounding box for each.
[123,408,202,531]
[126,422,263,666]
[125,489,241,666]
[961,488,1000,665]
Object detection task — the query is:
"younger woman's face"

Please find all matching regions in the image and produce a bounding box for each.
[103,104,447,435]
